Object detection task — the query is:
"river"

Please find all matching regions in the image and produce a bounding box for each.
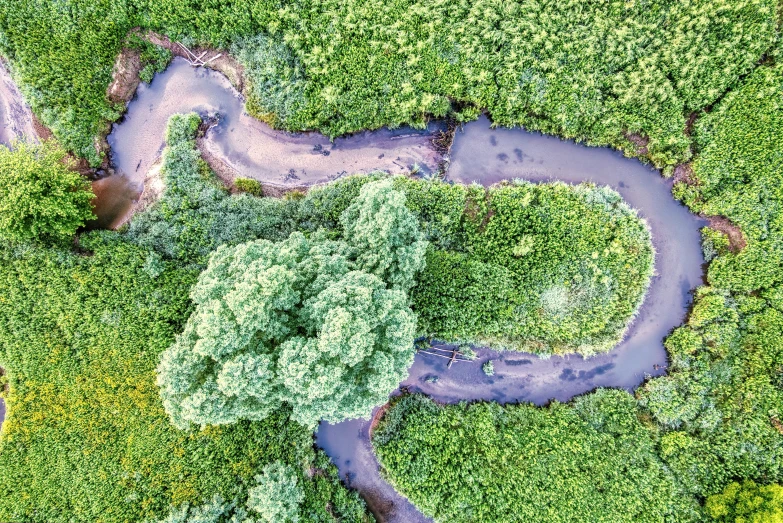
[316,116,706,522]
[0,56,706,522]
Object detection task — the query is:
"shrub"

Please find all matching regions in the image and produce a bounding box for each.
[0,141,94,243]
[705,481,783,523]
[234,177,263,196]
[247,462,304,523]
[482,360,494,376]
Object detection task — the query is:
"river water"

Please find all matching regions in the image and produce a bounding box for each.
[315,116,707,522]
[0,57,707,522]
[98,57,444,227]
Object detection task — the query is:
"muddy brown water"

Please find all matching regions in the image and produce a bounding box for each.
[99,57,444,227]
[316,115,707,523]
[0,57,707,522]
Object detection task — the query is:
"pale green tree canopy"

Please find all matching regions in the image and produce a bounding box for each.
[341,178,428,292]
[247,462,304,523]
[158,180,426,428]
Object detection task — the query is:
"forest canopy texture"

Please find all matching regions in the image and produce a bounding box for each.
[0,112,656,521]
[374,38,783,523]
[0,1,781,522]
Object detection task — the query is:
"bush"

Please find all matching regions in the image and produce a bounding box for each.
[247,462,304,523]
[0,141,94,243]
[482,360,494,376]
[234,177,263,196]
[125,113,298,265]
[705,481,783,523]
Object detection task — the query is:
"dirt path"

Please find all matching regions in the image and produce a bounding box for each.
[0,60,39,146]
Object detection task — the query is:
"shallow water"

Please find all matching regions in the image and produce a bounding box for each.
[100,57,444,226]
[316,115,707,523]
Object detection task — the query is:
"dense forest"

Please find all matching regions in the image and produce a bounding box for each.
[0,0,781,522]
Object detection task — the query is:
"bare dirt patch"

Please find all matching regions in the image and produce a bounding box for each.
[684,112,699,137]
[673,163,697,185]
[143,31,245,93]
[368,403,391,438]
[624,132,649,155]
[706,216,747,252]
[107,47,142,105]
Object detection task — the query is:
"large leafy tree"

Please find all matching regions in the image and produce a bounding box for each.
[158,180,426,428]
[0,141,94,243]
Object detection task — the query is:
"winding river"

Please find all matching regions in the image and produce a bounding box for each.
[0,56,707,522]
[316,117,706,522]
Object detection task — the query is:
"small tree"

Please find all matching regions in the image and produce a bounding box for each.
[0,141,94,243]
[706,480,783,523]
[247,462,304,523]
[341,178,427,292]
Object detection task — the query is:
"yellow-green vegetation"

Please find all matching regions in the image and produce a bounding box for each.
[0,237,370,522]
[234,177,264,196]
[705,481,783,522]
[0,117,373,522]
[0,0,777,167]
[373,391,696,522]
[636,46,783,497]
[0,141,94,244]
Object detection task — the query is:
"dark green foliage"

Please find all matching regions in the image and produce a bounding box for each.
[0,141,95,244]
[128,33,172,84]
[373,391,696,522]
[297,176,654,355]
[638,57,783,499]
[676,61,783,293]
[412,248,518,340]
[0,0,132,165]
[0,0,777,168]
[0,235,370,522]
